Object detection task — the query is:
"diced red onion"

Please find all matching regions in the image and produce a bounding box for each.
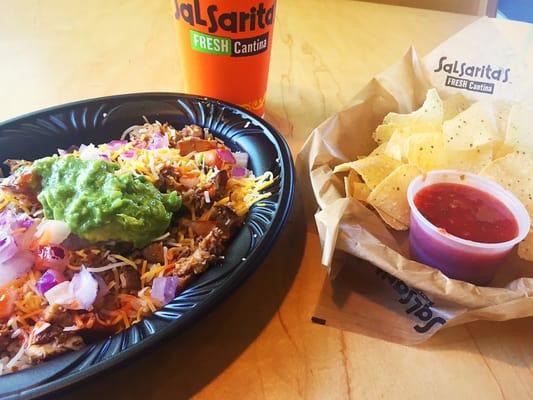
[44,281,73,306]
[19,217,33,229]
[151,276,178,306]
[0,235,18,264]
[36,269,66,295]
[107,140,128,151]
[78,144,90,154]
[148,133,169,150]
[233,152,248,168]
[231,166,249,179]
[58,149,68,156]
[0,212,9,230]
[0,209,33,231]
[69,267,98,310]
[0,250,34,287]
[133,140,148,149]
[34,245,68,271]
[0,209,9,226]
[44,267,98,310]
[16,222,38,251]
[216,149,236,164]
[0,211,35,253]
[79,144,109,161]
[120,150,136,159]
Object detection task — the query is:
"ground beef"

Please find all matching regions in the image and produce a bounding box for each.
[43,304,73,327]
[182,170,229,215]
[174,228,225,276]
[0,325,13,353]
[0,169,40,202]
[119,268,141,294]
[213,206,243,238]
[180,124,204,139]
[30,324,70,346]
[141,242,165,264]
[26,335,84,363]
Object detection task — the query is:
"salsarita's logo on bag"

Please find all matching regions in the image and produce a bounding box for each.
[174,0,275,57]
[434,56,511,95]
[376,269,447,334]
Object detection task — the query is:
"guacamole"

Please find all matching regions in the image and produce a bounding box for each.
[33,155,181,248]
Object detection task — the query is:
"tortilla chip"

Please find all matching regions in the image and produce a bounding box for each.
[444,142,493,173]
[491,100,512,136]
[383,88,443,129]
[407,132,446,171]
[344,170,371,202]
[503,103,533,154]
[374,207,408,231]
[373,124,397,145]
[443,93,470,121]
[334,155,401,190]
[352,183,372,202]
[494,142,516,159]
[344,175,354,197]
[368,143,388,157]
[367,164,422,227]
[383,129,413,162]
[517,231,533,261]
[480,153,533,216]
[443,101,502,151]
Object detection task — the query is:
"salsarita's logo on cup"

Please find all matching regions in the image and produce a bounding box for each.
[434,56,511,95]
[174,0,275,57]
[376,269,447,334]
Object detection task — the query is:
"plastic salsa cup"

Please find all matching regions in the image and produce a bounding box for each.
[406,170,530,286]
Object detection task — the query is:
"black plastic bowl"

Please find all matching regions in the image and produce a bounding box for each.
[0,93,294,399]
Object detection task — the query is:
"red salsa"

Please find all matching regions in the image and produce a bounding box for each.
[414,183,518,243]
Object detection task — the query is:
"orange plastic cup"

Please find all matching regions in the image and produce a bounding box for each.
[171,0,277,116]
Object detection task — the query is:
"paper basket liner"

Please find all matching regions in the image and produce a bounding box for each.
[297,17,533,343]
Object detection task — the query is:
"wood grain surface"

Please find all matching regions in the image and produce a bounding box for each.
[0,1,531,399]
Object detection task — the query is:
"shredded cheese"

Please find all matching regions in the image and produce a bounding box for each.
[111,254,138,270]
[86,262,128,273]
[141,264,166,282]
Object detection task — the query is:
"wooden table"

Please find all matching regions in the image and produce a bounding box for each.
[1,1,532,399]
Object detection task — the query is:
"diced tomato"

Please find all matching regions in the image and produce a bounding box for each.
[207,186,216,199]
[0,289,15,319]
[177,138,217,155]
[179,173,200,189]
[202,150,224,169]
[191,221,217,236]
[34,245,68,271]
